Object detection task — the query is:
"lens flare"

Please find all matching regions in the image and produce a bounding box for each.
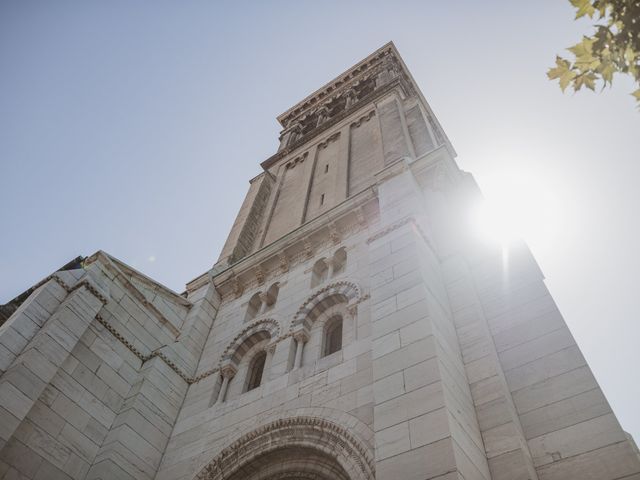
[471,171,562,250]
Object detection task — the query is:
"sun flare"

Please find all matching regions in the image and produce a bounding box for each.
[471,171,563,250]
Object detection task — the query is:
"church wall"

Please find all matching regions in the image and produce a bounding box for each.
[470,246,640,480]
[348,110,383,197]
[304,132,343,223]
[155,227,376,480]
[0,256,214,480]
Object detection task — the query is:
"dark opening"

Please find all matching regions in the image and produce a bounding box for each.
[246,351,266,391]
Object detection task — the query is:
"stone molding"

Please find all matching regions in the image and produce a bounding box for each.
[219,318,281,368]
[350,109,376,129]
[212,190,376,303]
[366,215,434,253]
[290,280,364,333]
[317,131,341,150]
[264,78,409,171]
[94,313,219,385]
[24,271,110,307]
[86,251,187,337]
[194,416,375,480]
[91,281,366,387]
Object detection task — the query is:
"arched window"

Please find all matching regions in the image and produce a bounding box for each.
[246,350,267,392]
[244,292,262,322]
[311,259,329,288]
[323,316,343,357]
[263,283,279,311]
[332,247,347,276]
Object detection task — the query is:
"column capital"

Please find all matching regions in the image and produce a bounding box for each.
[293,330,310,343]
[220,364,237,379]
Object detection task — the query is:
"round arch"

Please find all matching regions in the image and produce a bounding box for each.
[220,318,280,370]
[291,280,362,332]
[194,416,375,480]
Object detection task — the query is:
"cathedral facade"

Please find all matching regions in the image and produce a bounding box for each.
[1,43,639,480]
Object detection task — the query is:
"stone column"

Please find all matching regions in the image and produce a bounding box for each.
[326,258,335,279]
[376,93,412,166]
[263,344,276,382]
[258,292,269,315]
[293,331,309,369]
[215,365,237,404]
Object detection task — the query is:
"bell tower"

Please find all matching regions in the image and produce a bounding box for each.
[214,42,452,270]
[192,42,640,480]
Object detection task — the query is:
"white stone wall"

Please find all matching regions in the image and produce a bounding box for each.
[156,228,376,480]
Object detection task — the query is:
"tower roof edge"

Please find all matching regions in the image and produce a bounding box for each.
[276,41,402,127]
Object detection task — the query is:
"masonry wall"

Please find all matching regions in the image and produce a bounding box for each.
[0,255,218,480]
[155,225,376,480]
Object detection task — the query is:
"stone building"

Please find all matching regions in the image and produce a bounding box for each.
[0,42,639,480]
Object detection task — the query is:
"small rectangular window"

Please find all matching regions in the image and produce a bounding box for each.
[320,194,325,205]
[324,164,329,173]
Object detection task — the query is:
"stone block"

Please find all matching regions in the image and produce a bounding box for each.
[408,407,450,448]
[376,421,411,460]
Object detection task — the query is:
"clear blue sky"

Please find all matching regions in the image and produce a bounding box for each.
[1,1,639,440]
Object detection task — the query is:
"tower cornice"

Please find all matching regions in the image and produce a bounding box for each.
[276,41,402,127]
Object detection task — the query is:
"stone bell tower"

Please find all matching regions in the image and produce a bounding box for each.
[161,42,640,480]
[1,42,638,480]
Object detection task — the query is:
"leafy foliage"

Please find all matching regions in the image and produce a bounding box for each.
[548,0,640,105]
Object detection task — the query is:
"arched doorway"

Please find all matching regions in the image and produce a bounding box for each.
[224,446,351,480]
[195,417,375,480]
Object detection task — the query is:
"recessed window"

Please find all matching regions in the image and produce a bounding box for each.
[332,247,347,276]
[325,164,329,173]
[320,194,325,206]
[246,351,266,391]
[263,283,279,311]
[244,293,262,322]
[323,316,343,357]
[311,258,329,288]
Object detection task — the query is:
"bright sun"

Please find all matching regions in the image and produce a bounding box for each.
[471,171,563,250]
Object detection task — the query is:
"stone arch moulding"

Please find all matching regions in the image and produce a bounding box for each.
[194,415,375,480]
[290,280,363,332]
[219,318,280,369]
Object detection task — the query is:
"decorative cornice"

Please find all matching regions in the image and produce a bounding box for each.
[94,313,219,385]
[216,200,376,303]
[29,272,109,307]
[86,251,186,337]
[366,216,437,258]
[276,42,400,126]
[350,110,376,129]
[262,77,407,171]
[317,131,340,150]
[284,151,308,170]
[366,216,415,244]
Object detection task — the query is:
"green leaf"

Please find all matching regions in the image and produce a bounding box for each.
[548,56,571,80]
[570,0,596,19]
[568,37,594,58]
[632,89,640,102]
[600,62,616,84]
[560,69,578,92]
[583,72,597,90]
